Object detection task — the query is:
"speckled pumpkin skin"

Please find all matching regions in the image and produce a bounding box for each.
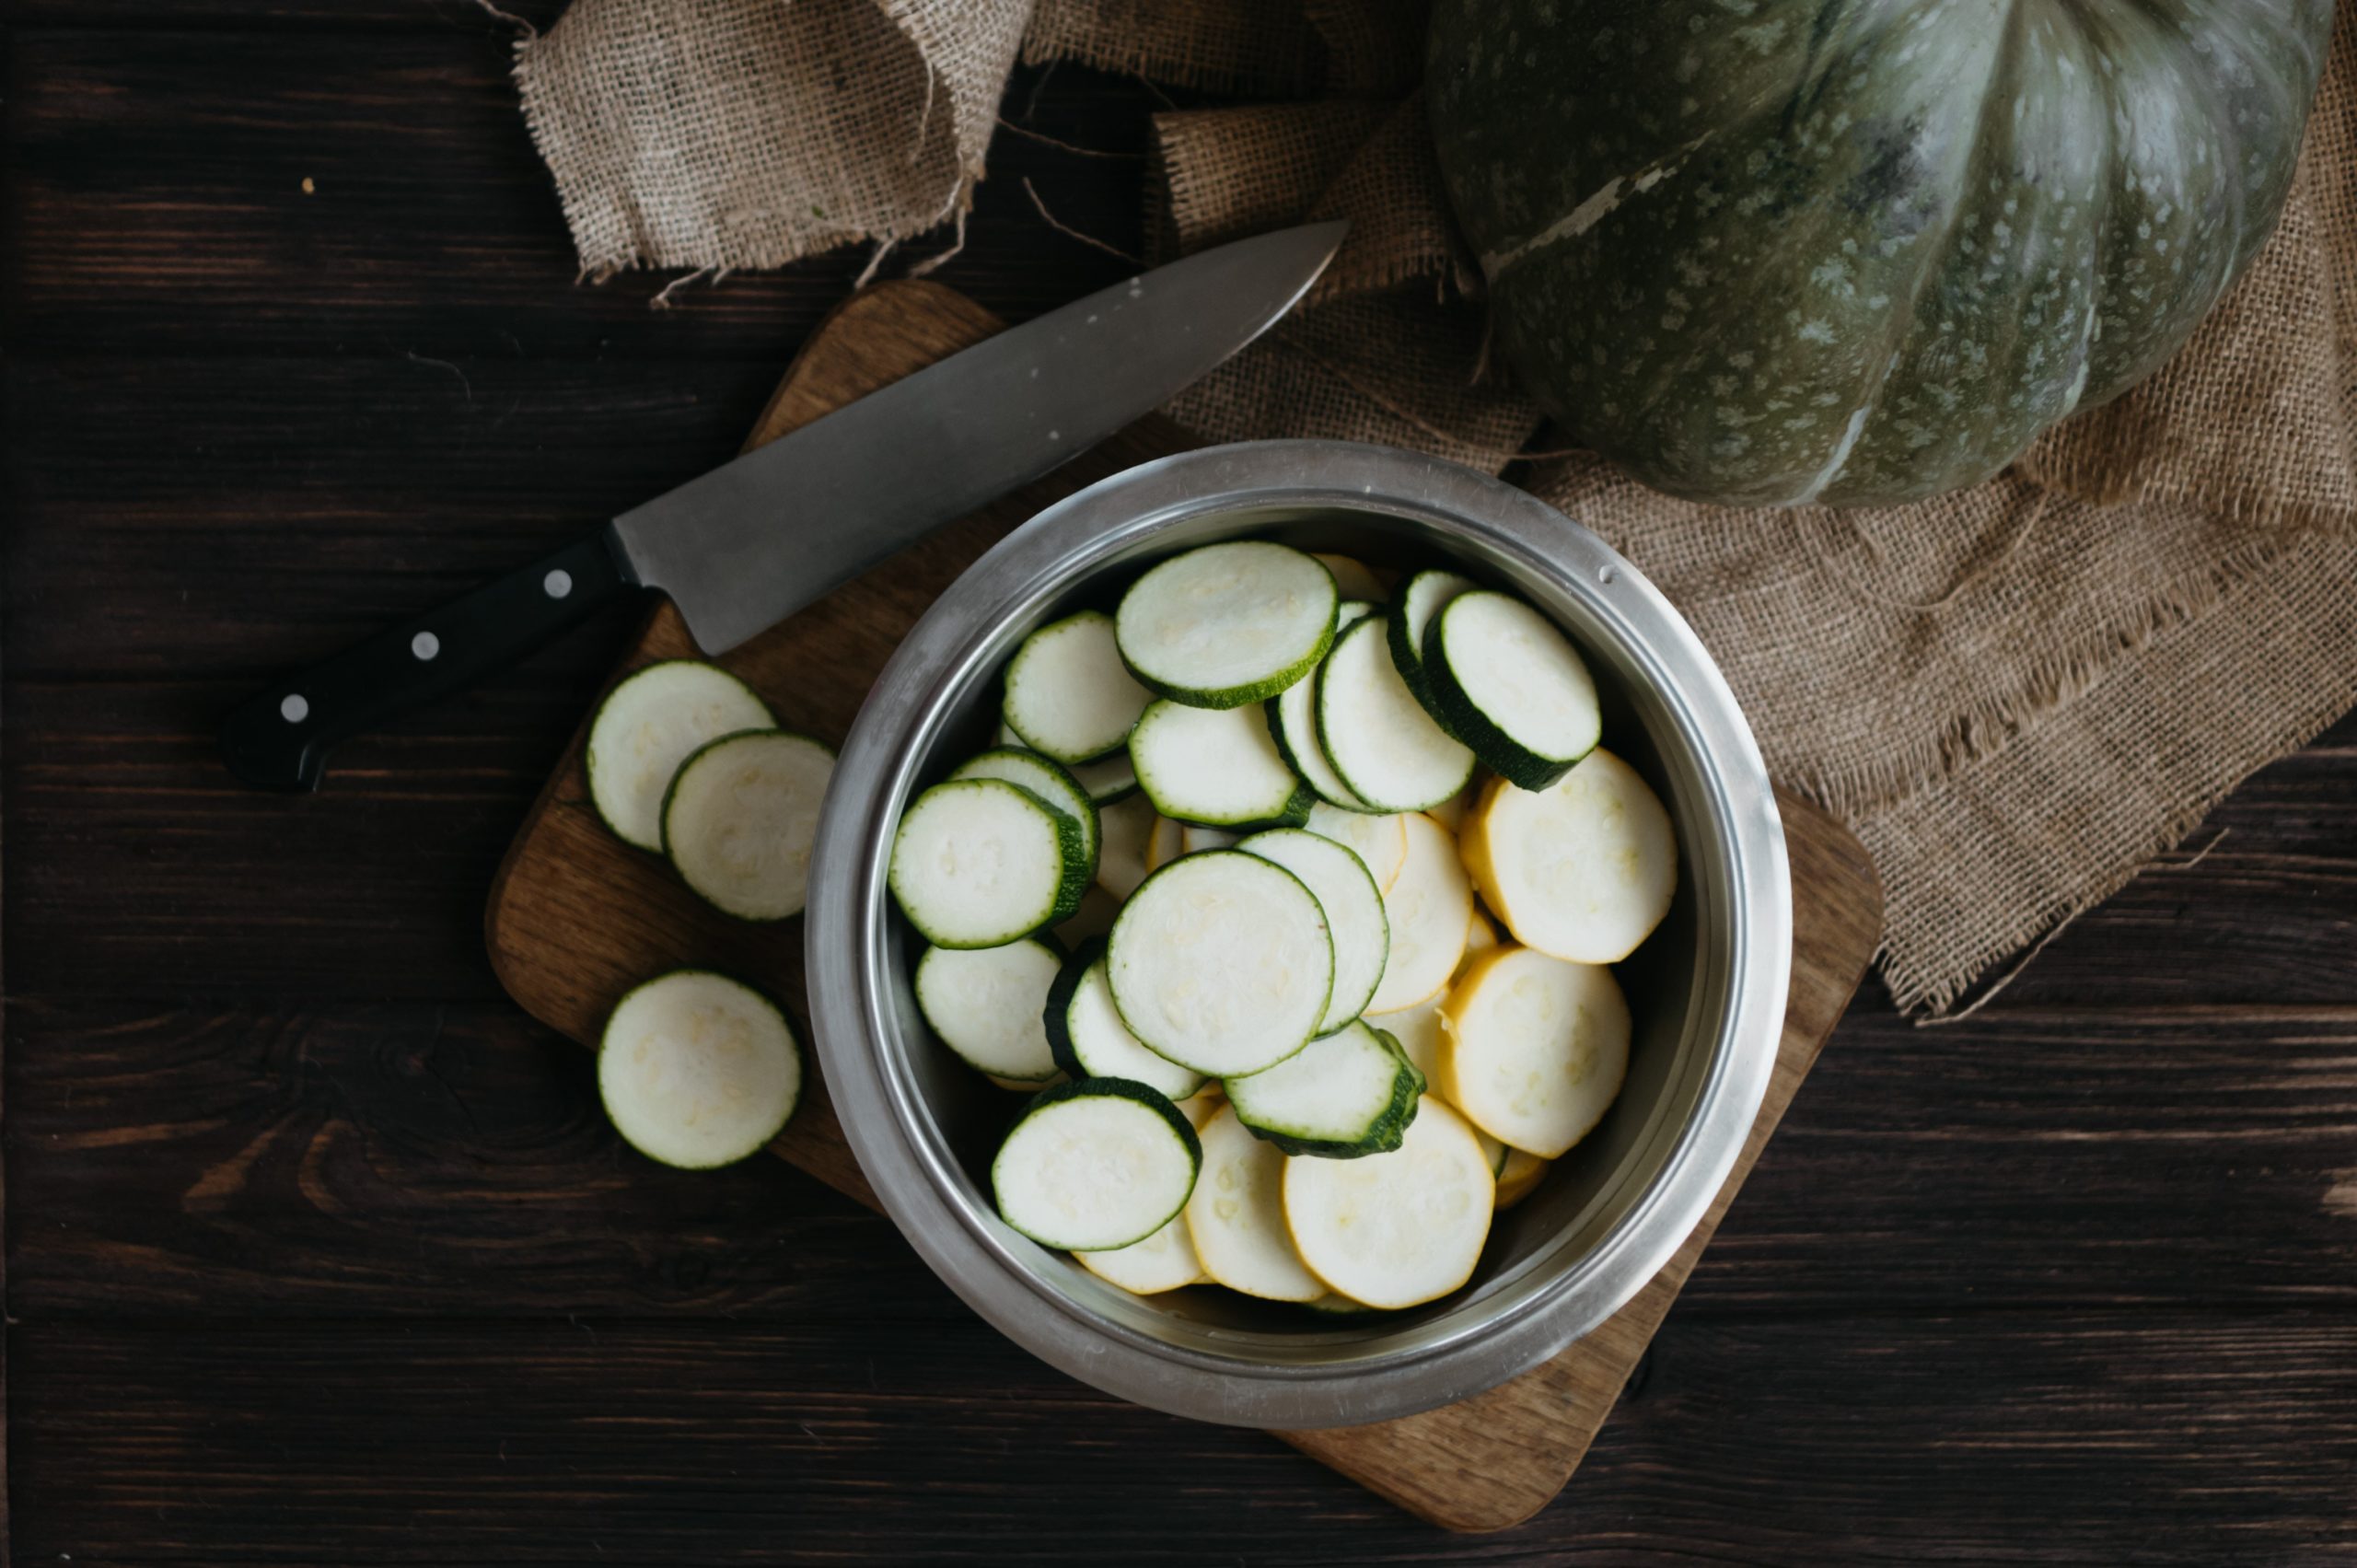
[1428,0,2332,507]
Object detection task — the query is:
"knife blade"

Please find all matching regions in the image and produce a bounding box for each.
[219,221,1347,792]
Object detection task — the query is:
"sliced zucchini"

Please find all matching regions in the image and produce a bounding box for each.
[1305,804,1408,891]
[1077,1214,1204,1295]
[1237,828,1389,1033]
[1379,991,1448,1084]
[1282,1095,1494,1310]
[658,728,835,922]
[586,660,774,852]
[1106,850,1334,1077]
[1386,569,1479,720]
[1115,541,1338,709]
[1422,591,1601,790]
[1179,823,1242,854]
[1130,699,1313,829]
[948,746,1100,878]
[1270,641,1377,813]
[1316,615,1475,813]
[1225,1020,1422,1159]
[986,1071,1067,1093]
[1178,1086,1225,1129]
[1003,610,1155,764]
[1066,749,1141,805]
[915,936,1065,1084]
[1053,883,1123,948]
[993,1078,1202,1251]
[1495,1147,1549,1211]
[1364,811,1473,1014]
[1438,946,1631,1158]
[889,778,1086,948]
[1473,1126,1510,1179]
[1458,749,1678,963]
[1142,813,1186,876]
[1095,793,1159,900]
[1312,553,1387,602]
[1426,774,1482,834]
[598,970,801,1169]
[1045,942,1208,1103]
[1184,1105,1327,1301]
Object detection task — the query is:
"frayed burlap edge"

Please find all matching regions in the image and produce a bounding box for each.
[1865,525,2357,1016]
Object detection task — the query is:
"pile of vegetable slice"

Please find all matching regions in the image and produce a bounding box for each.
[889,540,1679,1313]
[580,659,838,1167]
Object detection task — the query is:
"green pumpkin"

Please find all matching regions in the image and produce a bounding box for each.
[1428,1,2333,507]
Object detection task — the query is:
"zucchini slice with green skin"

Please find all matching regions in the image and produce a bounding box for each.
[1225,1020,1423,1159]
[1115,540,1339,709]
[1282,1095,1495,1310]
[889,778,1087,947]
[1106,851,1334,1077]
[658,728,835,922]
[915,936,1066,1085]
[1422,591,1601,790]
[598,970,801,1169]
[1458,750,1678,963]
[1185,1105,1327,1301]
[1364,810,1474,1014]
[1065,748,1141,805]
[1044,941,1208,1103]
[1439,945,1630,1158]
[1316,615,1475,813]
[1237,828,1389,1033]
[1269,602,1380,813]
[586,660,774,852]
[1051,884,1122,948]
[948,746,1100,879]
[1093,794,1158,900]
[1002,610,1155,764]
[1077,1214,1204,1295]
[1386,570,1479,722]
[993,1077,1202,1251]
[1130,699,1315,830]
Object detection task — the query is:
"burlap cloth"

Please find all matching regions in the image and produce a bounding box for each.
[516,0,2357,1014]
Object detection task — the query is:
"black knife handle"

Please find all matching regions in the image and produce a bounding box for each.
[220,528,638,792]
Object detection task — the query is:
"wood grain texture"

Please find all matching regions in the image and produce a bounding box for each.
[14,1312,2356,1566]
[482,279,1886,1529]
[6,15,2357,1558]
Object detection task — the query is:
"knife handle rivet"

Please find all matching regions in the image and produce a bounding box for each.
[411,631,441,662]
[280,693,309,724]
[544,569,574,599]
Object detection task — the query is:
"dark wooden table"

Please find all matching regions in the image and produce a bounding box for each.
[6,6,2354,1562]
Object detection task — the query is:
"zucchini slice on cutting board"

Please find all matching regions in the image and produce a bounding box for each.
[598,970,802,1169]
[587,660,774,852]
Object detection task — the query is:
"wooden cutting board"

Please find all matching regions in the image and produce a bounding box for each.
[485,279,1885,1533]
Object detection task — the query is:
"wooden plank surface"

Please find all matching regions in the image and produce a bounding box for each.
[480,277,1885,1527]
[6,7,2356,1561]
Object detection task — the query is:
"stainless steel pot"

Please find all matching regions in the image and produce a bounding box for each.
[806,440,1790,1429]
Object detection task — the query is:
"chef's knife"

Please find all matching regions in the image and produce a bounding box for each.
[220,220,1347,792]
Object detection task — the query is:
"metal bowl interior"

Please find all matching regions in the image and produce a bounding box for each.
[807,441,1789,1429]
